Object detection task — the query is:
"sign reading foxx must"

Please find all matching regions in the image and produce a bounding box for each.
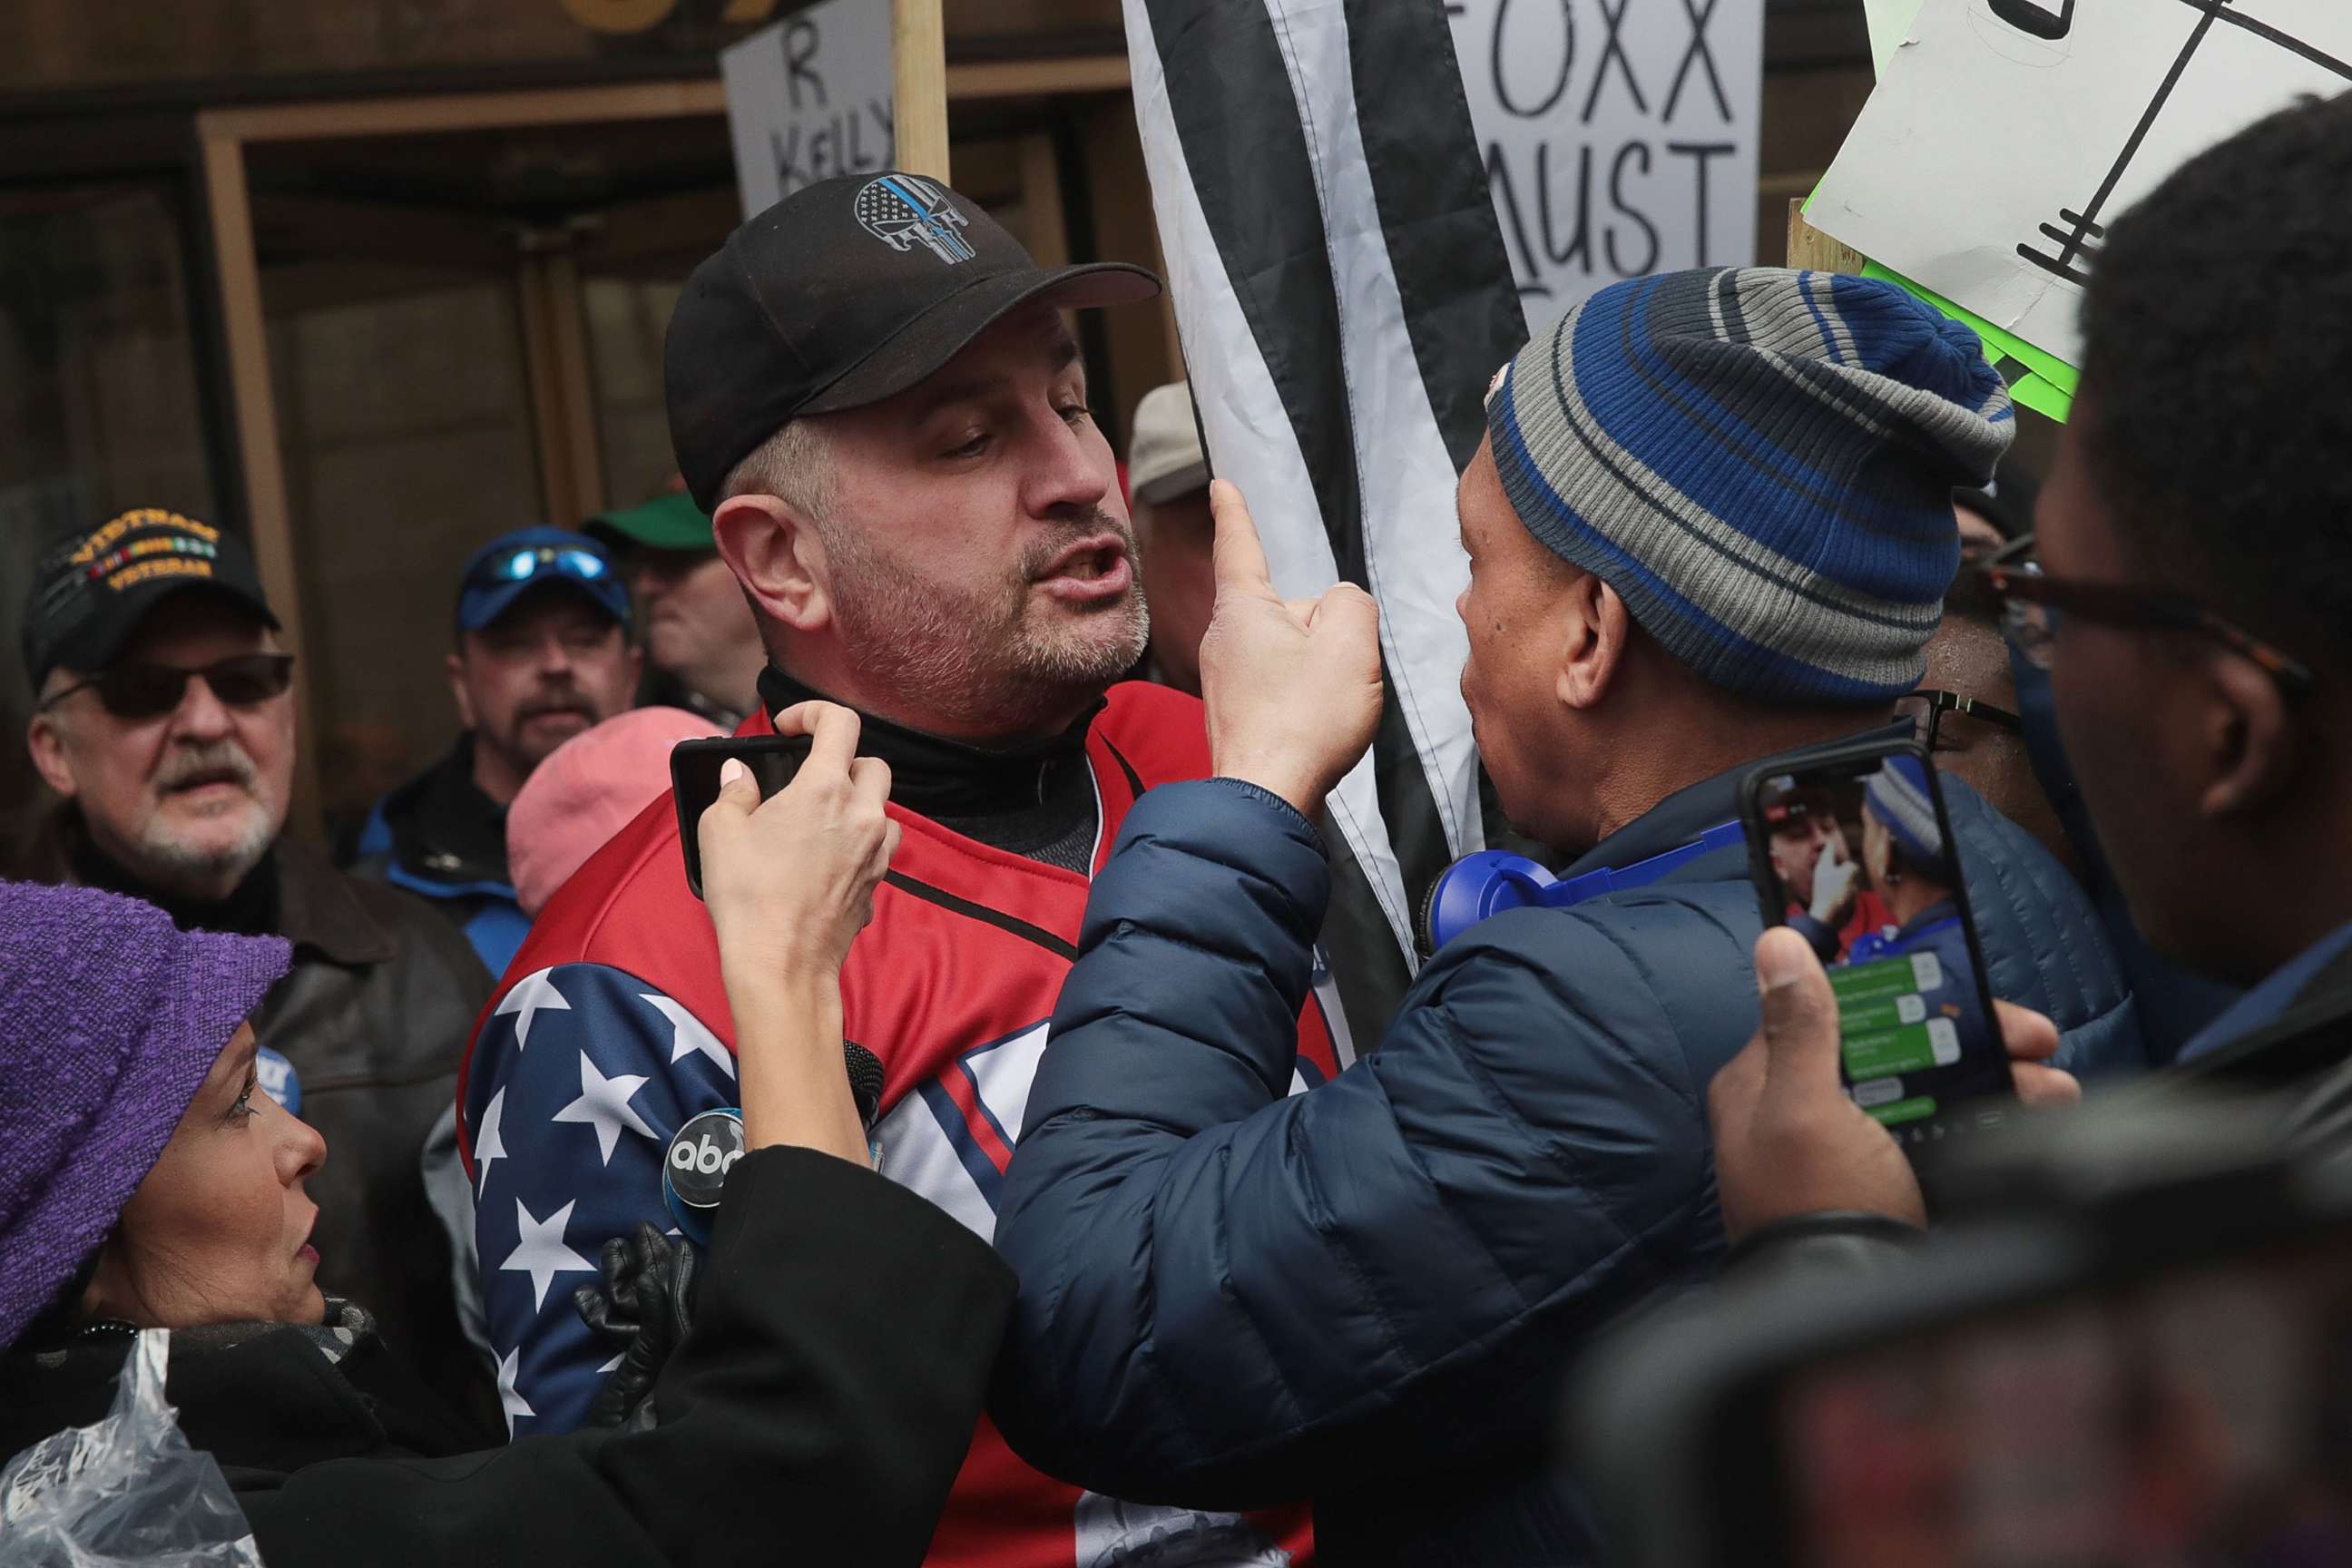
[1446,0,1765,334]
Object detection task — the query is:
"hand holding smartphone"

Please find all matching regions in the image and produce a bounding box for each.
[672,734,817,899]
[681,701,898,1169]
[1740,739,2014,1152]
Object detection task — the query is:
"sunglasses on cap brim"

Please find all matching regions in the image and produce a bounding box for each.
[471,546,613,592]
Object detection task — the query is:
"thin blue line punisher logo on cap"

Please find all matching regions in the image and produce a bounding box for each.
[853,174,976,265]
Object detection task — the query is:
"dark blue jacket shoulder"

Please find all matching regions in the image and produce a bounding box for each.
[994,772,2135,1563]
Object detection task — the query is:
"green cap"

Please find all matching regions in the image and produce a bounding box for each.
[585,492,713,553]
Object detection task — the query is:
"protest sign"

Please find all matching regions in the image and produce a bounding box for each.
[1446,0,1766,336]
[1863,0,1926,74]
[1812,0,2352,368]
[720,0,894,218]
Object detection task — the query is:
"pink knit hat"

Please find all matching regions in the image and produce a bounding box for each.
[507,707,724,916]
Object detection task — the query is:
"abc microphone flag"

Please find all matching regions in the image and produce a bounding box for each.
[662,1042,887,1243]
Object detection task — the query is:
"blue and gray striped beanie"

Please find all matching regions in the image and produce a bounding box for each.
[1863,753,1944,864]
[1485,268,2014,705]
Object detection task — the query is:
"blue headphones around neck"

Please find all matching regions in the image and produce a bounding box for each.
[1422,820,1746,951]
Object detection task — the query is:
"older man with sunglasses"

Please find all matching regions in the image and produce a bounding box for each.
[17,509,499,1435]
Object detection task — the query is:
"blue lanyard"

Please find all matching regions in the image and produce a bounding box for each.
[1550,820,1746,907]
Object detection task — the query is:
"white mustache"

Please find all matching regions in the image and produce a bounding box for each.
[156,741,258,793]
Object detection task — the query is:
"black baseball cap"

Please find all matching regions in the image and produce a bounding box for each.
[664,171,1161,512]
[22,509,280,691]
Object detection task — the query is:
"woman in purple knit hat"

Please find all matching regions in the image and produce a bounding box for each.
[0,703,1014,1568]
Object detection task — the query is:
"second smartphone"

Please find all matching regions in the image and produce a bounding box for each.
[1740,738,2014,1151]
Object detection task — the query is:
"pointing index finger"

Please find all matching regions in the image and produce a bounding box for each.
[1210,479,1276,599]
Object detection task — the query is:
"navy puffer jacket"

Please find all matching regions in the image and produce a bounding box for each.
[993,758,2139,1566]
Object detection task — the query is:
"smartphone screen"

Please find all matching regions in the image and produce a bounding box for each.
[1744,741,2013,1146]
[670,735,814,899]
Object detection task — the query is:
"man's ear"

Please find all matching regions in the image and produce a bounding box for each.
[446,649,477,731]
[712,495,831,635]
[2201,652,2296,818]
[26,712,79,799]
[1554,573,1632,712]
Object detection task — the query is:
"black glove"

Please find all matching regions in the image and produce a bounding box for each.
[574,1221,700,1430]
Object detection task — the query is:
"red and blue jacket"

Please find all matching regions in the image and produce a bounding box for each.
[457,681,1336,1568]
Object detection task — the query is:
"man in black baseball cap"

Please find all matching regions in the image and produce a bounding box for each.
[19,507,498,1435]
[666,170,1160,514]
[465,173,1319,1563]
[23,510,291,900]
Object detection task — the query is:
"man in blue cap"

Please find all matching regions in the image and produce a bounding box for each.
[353,526,639,977]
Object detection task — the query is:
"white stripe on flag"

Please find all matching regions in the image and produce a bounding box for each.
[1123,1,1421,965]
[1258,0,1485,865]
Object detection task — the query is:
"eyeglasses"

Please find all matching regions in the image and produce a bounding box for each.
[39,652,296,720]
[1896,688,2023,751]
[1975,534,2314,695]
[470,545,612,592]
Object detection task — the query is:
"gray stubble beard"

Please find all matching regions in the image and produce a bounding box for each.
[823,512,1153,736]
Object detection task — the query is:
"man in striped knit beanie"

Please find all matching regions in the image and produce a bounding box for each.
[1466,265,2012,842]
[990,268,2138,1564]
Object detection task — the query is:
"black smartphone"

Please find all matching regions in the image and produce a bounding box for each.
[671,734,814,900]
[1740,738,2014,1151]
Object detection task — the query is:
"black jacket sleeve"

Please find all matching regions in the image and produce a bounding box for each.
[241,1146,1014,1568]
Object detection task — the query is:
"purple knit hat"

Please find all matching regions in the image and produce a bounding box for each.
[0,881,290,1349]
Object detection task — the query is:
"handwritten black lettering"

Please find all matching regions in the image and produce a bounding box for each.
[1605,141,1660,276]
[1583,0,1648,124]
[1665,141,1735,259]
[1490,0,1575,120]
[1485,140,1544,295]
[770,125,809,191]
[1663,0,1730,122]
[782,17,825,113]
[773,102,894,196]
[1537,142,1597,273]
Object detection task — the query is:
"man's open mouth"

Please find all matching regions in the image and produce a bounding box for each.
[1034,535,1134,602]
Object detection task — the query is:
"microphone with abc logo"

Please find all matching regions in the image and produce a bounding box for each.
[662,1041,887,1245]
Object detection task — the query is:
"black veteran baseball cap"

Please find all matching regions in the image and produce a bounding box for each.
[664,171,1161,513]
[23,509,279,691]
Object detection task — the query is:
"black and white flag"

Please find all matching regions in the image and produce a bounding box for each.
[1123,0,1528,1036]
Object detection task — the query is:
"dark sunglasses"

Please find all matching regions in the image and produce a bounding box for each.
[1896,688,2023,751]
[39,652,296,720]
[1975,534,2314,696]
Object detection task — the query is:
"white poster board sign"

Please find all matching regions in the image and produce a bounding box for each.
[1862,0,1927,74]
[1446,0,1766,337]
[721,0,896,219]
[1812,0,2352,368]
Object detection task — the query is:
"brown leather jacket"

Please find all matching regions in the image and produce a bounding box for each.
[21,815,500,1437]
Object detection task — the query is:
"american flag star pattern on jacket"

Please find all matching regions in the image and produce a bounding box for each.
[460,681,1346,1568]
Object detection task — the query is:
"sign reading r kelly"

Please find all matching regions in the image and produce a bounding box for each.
[721,0,895,217]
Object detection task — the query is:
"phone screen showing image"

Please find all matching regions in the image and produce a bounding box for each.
[1748,745,2014,1146]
